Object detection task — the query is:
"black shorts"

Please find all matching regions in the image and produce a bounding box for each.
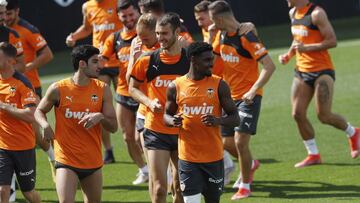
[295,69,335,88]
[34,87,42,99]
[99,67,119,77]
[136,116,145,133]
[0,148,36,192]
[115,94,139,112]
[54,162,101,180]
[143,129,178,151]
[179,159,224,202]
[222,95,262,136]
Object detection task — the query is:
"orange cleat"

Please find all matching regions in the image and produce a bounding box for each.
[231,188,251,200]
[349,128,360,159]
[294,154,322,168]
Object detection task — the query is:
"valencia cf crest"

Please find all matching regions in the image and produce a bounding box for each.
[207,88,215,98]
[9,86,16,96]
[91,94,99,103]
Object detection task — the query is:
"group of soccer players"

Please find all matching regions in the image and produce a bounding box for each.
[0,0,359,202]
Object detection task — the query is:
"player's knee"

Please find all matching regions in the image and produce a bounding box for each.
[22,190,40,203]
[0,186,10,202]
[234,138,248,152]
[317,112,332,124]
[153,182,167,198]
[292,110,306,122]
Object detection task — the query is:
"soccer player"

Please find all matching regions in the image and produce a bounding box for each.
[65,0,123,164]
[279,0,360,167]
[35,45,117,203]
[164,41,240,203]
[138,0,193,44]
[5,0,55,180]
[194,1,217,44]
[129,13,188,203]
[101,0,149,185]
[0,0,24,72]
[0,42,40,203]
[209,1,276,199]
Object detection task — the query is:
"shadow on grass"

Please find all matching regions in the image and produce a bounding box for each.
[41,201,150,203]
[225,180,360,199]
[103,184,148,191]
[258,158,280,164]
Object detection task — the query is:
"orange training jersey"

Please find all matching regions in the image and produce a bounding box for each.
[213,31,268,100]
[54,78,105,169]
[84,0,123,68]
[102,29,137,96]
[0,72,36,150]
[0,25,23,56]
[10,19,48,88]
[174,75,223,163]
[131,49,189,134]
[291,3,334,72]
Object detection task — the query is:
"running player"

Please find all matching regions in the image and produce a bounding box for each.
[5,0,56,181]
[0,0,24,72]
[35,45,117,203]
[0,42,40,203]
[65,0,123,164]
[129,13,188,203]
[101,0,149,185]
[209,0,276,199]
[279,0,360,167]
[164,41,240,203]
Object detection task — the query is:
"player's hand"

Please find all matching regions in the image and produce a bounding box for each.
[239,22,256,35]
[148,98,163,113]
[278,53,290,65]
[171,113,183,127]
[201,114,220,127]
[293,42,307,53]
[65,33,76,47]
[43,124,55,142]
[78,113,104,129]
[25,62,35,71]
[242,90,256,104]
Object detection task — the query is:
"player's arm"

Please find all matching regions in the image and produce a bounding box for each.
[65,3,93,47]
[279,8,298,65]
[243,54,275,104]
[129,77,162,113]
[163,82,182,127]
[0,102,35,123]
[201,80,239,127]
[306,7,336,51]
[35,82,59,141]
[26,46,53,71]
[126,38,142,83]
[99,84,118,132]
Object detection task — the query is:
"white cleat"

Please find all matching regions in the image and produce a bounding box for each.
[132,172,149,185]
[224,165,235,185]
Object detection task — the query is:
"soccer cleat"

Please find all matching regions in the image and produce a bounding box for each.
[349,127,360,158]
[132,172,149,185]
[224,165,235,185]
[294,154,322,168]
[103,149,115,164]
[231,188,251,200]
[232,160,260,188]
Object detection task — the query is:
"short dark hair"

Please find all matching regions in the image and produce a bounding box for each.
[157,12,181,32]
[186,42,213,59]
[5,0,19,10]
[0,42,17,58]
[138,0,164,14]
[71,45,99,71]
[194,1,211,13]
[137,13,157,30]
[117,0,138,13]
[208,0,233,16]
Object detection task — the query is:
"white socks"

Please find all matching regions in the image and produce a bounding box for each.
[345,123,356,138]
[304,139,319,155]
[140,165,148,174]
[183,193,201,203]
[223,150,234,169]
[239,182,250,190]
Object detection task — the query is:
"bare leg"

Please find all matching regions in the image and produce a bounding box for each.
[56,168,78,203]
[80,169,103,203]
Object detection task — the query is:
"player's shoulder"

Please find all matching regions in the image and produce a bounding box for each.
[91,78,107,88]
[17,18,40,34]
[242,31,259,43]
[1,26,20,38]
[13,71,33,90]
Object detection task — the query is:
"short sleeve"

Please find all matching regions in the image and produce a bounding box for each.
[130,55,150,82]
[241,31,268,61]
[20,85,37,108]
[101,33,115,59]
[9,33,23,56]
